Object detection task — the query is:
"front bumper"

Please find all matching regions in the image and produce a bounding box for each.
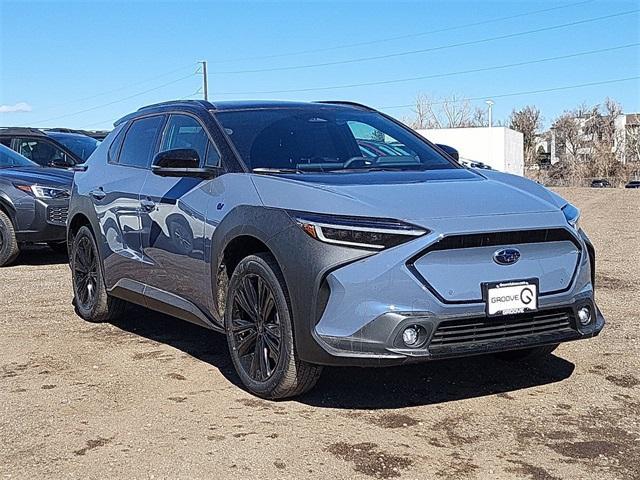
[314,299,604,366]
[15,198,68,243]
[302,212,604,367]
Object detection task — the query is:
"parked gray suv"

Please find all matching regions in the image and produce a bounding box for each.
[0,144,72,266]
[67,100,604,398]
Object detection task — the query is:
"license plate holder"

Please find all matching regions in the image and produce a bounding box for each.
[482,279,539,317]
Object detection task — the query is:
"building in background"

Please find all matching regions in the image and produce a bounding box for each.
[416,127,524,176]
[549,112,640,165]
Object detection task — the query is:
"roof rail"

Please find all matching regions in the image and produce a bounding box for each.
[315,101,376,111]
[114,99,217,127]
[136,99,216,112]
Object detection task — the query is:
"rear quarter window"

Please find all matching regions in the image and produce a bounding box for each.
[108,124,127,163]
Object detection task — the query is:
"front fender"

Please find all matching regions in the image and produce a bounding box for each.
[210,205,372,363]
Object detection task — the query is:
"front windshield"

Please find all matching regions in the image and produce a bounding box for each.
[215,107,458,172]
[48,133,99,161]
[0,144,39,168]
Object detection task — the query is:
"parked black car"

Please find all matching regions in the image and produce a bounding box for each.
[590,179,611,188]
[625,180,640,189]
[0,127,99,169]
[47,128,110,141]
[0,144,72,266]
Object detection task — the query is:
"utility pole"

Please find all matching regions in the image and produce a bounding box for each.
[485,99,494,128]
[200,60,209,101]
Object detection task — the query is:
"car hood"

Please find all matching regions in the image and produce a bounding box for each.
[0,166,73,188]
[251,168,568,225]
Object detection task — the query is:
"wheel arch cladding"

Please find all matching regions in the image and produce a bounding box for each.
[68,212,92,236]
[0,194,16,223]
[210,205,373,364]
[211,206,292,323]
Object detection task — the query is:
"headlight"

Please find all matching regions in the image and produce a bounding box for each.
[562,203,580,229]
[291,211,428,250]
[15,184,70,199]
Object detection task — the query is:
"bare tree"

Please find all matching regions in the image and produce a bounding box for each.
[508,106,542,167]
[625,114,640,165]
[408,94,486,129]
[550,98,629,185]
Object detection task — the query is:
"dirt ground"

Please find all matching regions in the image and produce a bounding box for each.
[1,187,638,480]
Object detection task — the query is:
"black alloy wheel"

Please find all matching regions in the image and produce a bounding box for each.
[231,273,282,381]
[73,235,98,311]
[225,253,322,399]
[70,226,126,323]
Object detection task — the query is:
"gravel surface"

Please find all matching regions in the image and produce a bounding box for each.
[1,187,638,480]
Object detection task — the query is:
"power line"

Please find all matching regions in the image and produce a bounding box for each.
[80,88,204,129]
[207,0,594,64]
[32,73,198,124]
[212,9,639,75]
[213,43,639,95]
[378,76,640,110]
[36,63,198,112]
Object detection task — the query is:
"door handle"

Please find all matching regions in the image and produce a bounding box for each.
[140,199,156,211]
[89,188,106,200]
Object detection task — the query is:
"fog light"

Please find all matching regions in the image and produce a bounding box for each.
[578,306,592,326]
[402,326,420,347]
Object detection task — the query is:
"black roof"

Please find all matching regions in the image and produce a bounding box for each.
[116,99,375,126]
[0,127,48,137]
[0,127,102,139]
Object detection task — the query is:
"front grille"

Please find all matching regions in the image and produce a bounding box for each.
[47,206,68,225]
[425,229,580,252]
[429,309,574,348]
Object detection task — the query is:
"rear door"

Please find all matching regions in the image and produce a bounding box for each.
[138,113,220,311]
[95,115,165,287]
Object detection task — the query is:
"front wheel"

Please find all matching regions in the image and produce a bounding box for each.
[225,253,322,399]
[0,210,20,267]
[71,226,126,322]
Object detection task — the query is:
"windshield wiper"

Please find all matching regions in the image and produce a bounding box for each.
[252,167,303,174]
[329,165,429,173]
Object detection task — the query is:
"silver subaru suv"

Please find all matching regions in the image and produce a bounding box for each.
[67,100,604,398]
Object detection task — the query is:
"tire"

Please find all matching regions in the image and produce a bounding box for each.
[494,343,559,361]
[70,225,126,323]
[225,253,322,399]
[0,210,20,267]
[48,241,68,254]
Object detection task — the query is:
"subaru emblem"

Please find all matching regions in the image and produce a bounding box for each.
[493,248,521,265]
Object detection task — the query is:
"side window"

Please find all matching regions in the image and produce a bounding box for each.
[118,116,164,168]
[204,141,221,167]
[347,121,417,159]
[108,124,127,163]
[15,138,70,167]
[0,138,11,147]
[160,114,209,164]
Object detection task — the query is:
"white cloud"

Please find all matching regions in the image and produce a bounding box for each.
[0,102,32,113]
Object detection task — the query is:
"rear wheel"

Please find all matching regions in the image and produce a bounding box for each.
[225,253,322,399]
[71,226,126,322]
[494,344,559,361]
[0,210,20,267]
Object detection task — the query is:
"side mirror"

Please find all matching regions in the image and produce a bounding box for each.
[152,148,216,178]
[436,144,459,161]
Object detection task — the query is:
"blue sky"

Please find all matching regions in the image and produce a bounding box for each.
[1,0,638,130]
